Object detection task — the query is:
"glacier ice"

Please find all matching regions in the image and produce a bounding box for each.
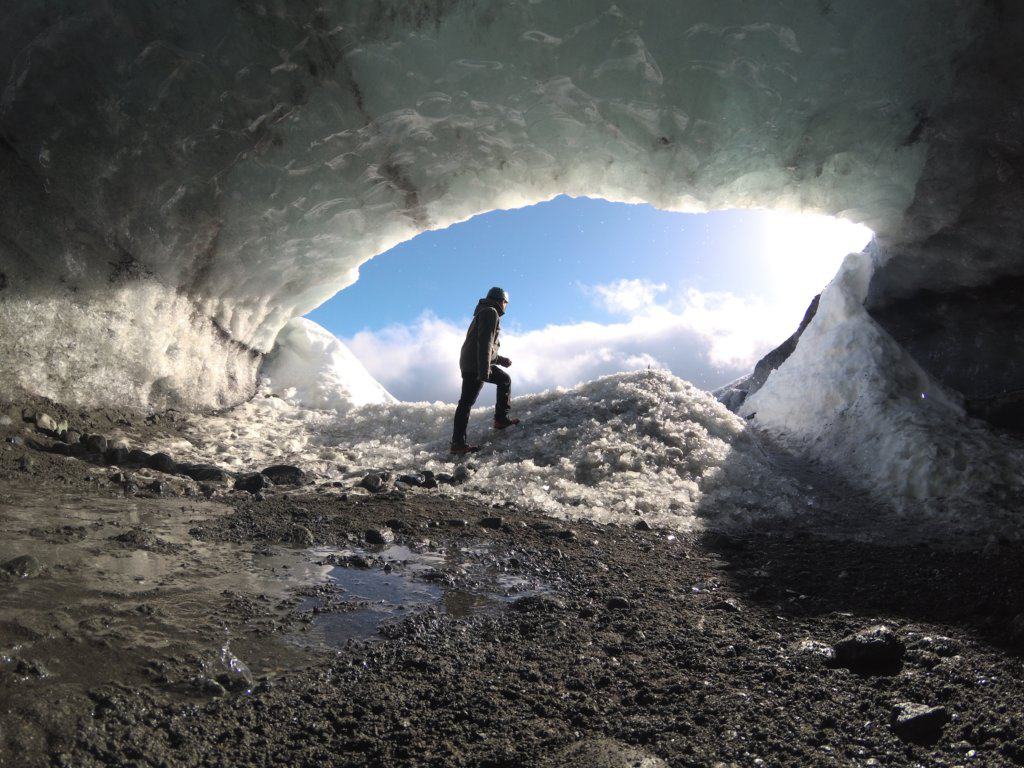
[261,317,396,411]
[2,1,1023,531]
[143,369,805,532]
[2,0,1009,410]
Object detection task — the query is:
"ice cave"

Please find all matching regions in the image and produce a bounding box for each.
[2,3,1024,765]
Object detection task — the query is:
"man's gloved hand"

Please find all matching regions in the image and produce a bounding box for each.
[495,356,512,367]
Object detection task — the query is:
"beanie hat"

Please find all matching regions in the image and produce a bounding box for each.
[486,286,509,302]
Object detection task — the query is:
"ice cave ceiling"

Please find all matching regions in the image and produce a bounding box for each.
[1,1,1022,412]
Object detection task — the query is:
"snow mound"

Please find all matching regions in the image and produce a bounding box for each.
[148,369,803,532]
[260,318,395,412]
[743,248,1024,536]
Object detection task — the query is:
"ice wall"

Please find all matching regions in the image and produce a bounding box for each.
[4,0,1015,410]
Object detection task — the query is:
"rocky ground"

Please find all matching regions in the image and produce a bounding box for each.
[1,401,1023,767]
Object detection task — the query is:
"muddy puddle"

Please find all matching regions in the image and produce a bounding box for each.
[0,489,544,753]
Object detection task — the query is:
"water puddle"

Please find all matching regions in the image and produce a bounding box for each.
[286,544,544,649]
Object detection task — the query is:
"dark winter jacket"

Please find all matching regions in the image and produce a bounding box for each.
[459,298,509,378]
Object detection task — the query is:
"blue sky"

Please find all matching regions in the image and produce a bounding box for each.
[308,196,872,403]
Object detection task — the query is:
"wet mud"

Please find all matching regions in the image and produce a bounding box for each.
[1,414,1024,766]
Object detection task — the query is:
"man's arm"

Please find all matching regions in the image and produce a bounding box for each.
[494,355,511,367]
[475,309,498,379]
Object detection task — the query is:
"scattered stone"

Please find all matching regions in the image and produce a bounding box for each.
[834,625,905,671]
[385,518,410,534]
[633,519,653,531]
[607,596,631,611]
[235,473,272,494]
[1,554,41,578]
[5,435,24,446]
[364,527,395,546]
[177,463,230,482]
[111,529,157,549]
[261,465,306,485]
[127,449,151,465]
[447,518,468,528]
[81,433,108,454]
[398,473,425,487]
[359,473,386,493]
[104,447,129,465]
[511,594,565,613]
[793,639,836,662]
[530,521,554,531]
[890,703,949,744]
[35,413,57,433]
[452,465,472,484]
[147,452,177,474]
[557,529,578,542]
[711,598,742,613]
[479,516,504,530]
[147,480,166,496]
[290,524,314,547]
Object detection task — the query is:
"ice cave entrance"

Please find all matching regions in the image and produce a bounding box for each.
[307,196,873,404]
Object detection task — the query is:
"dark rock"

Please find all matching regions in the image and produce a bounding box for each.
[397,473,425,487]
[177,463,230,482]
[261,464,306,485]
[81,433,108,453]
[104,447,129,465]
[147,480,166,496]
[384,518,409,533]
[199,483,217,499]
[890,703,949,744]
[435,472,454,484]
[606,596,631,611]
[557,529,578,542]
[511,594,565,613]
[49,442,71,456]
[834,625,905,671]
[65,430,82,446]
[1,554,41,578]
[530,521,554,531]
[479,516,504,529]
[235,473,271,494]
[147,452,177,474]
[17,457,31,472]
[365,527,395,546]
[420,470,435,479]
[290,524,314,547]
[127,449,150,465]
[632,519,653,531]
[446,518,468,528]
[421,476,439,489]
[711,598,742,613]
[452,465,472,484]
[359,473,386,493]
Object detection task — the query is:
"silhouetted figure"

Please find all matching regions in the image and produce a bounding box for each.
[451,287,519,453]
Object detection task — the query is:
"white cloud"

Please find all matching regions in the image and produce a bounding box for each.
[343,282,807,404]
[588,278,667,314]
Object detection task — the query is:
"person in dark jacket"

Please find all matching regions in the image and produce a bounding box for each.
[451,287,520,453]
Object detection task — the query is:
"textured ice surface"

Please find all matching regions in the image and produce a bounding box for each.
[260,318,395,412]
[743,248,1024,535]
[0,0,995,409]
[146,370,803,532]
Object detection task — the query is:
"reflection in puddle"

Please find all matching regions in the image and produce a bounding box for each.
[289,545,545,648]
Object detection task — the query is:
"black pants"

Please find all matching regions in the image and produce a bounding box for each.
[452,368,511,446]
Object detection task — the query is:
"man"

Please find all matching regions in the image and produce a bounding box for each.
[451,287,520,454]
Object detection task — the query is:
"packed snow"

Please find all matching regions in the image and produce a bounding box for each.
[145,369,806,532]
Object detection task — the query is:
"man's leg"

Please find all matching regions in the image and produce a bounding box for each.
[487,368,512,422]
[452,375,484,446]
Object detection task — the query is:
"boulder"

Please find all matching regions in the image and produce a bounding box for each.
[364,527,395,546]
[177,463,230,482]
[127,449,151,465]
[35,413,57,433]
[1,554,41,578]
[147,452,177,474]
[81,433,108,453]
[890,703,949,744]
[479,516,504,530]
[235,473,272,494]
[834,625,905,671]
[260,464,306,485]
[397,473,425,487]
[359,473,386,493]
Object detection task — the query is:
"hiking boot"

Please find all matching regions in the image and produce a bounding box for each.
[450,443,480,454]
[492,417,520,430]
